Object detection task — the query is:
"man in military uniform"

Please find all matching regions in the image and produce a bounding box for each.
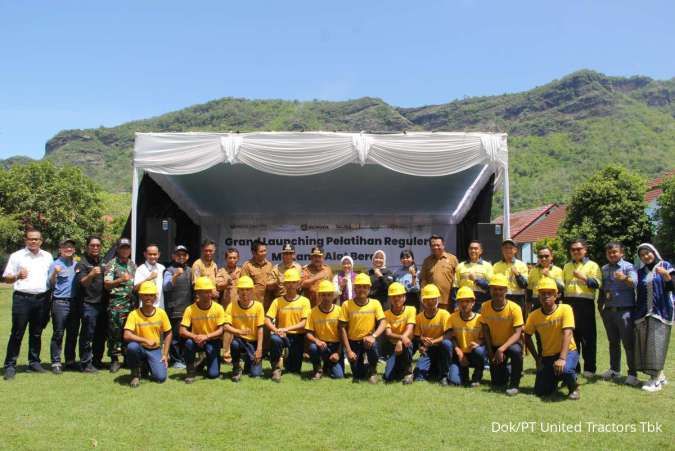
[103,238,137,373]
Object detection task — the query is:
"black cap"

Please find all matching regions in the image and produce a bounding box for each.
[310,246,324,256]
[281,243,295,253]
[174,245,188,253]
[117,238,131,248]
[501,239,517,247]
[59,238,76,247]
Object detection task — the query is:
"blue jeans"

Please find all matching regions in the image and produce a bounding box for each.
[184,339,221,379]
[50,298,80,365]
[382,340,414,382]
[449,346,486,385]
[414,339,453,381]
[535,351,579,396]
[488,343,523,388]
[230,337,262,377]
[348,339,379,380]
[308,342,344,379]
[270,333,305,373]
[168,318,185,365]
[4,291,50,368]
[79,302,105,365]
[125,341,168,382]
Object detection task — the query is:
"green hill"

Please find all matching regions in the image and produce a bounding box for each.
[35,70,675,212]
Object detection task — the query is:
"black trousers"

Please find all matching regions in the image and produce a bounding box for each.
[565,297,597,373]
[4,291,50,368]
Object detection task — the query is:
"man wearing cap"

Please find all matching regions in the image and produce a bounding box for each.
[383,282,416,384]
[448,286,486,387]
[420,234,459,312]
[265,268,311,382]
[76,235,106,373]
[562,238,601,378]
[192,240,219,300]
[306,280,344,380]
[241,239,275,307]
[162,245,193,368]
[480,274,524,396]
[302,247,334,307]
[133,244,165,309]
[48,238,80,374]
[454,241,493,313]
[123,281,172,388]
[180,277,227,383]
[216,247,241,364]
[413,284,453,385]
[492,239,529,313]
[527,245,564,310]
[225,276,265,382]
[524,278,580,400]
[269,243,303,299]
[3,228,53,380]
[339,273,387,384]
[103,238,137,373]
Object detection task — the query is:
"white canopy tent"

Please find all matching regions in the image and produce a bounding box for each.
[131,131,510,262]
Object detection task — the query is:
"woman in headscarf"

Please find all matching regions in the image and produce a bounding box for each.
[368,250,394,310]
[332,255,356,305]
[634,243,674,392]
[392,249,420,308]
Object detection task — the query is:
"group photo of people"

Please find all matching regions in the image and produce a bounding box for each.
[3,229,673,400]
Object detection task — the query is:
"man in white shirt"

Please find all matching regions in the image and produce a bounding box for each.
[133,244,165,309]
[3,229,53,380]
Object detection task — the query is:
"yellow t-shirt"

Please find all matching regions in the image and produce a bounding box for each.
[563,259,602,300]
[528,265,564,297]
[479,300,524,346]
[384,306,416,341]
[339,298,385,341]
[266,295,311,334]
[181,302,226,336]
[454,260,493,293]
[492,259,529,296]
[448,311,483,353]
[124,307,171,349]
[524,304,577,357]
[224,300,265,342]
[305,305,342,343]
[414,309,451,339]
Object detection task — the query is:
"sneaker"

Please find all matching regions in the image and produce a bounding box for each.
[440,377,449,387]
[600,369,619,380]
[51,364,63,375]
[312,370,323,381]
[272,368,282,383]
[3,367,16,380]
[402,374,414,385]
[568,388,581,400]
[657,372,668,385]
[625,375,641,387]
[28,363,46,373]
[642,378,662,392]
[109,360,122,373]
[172,362,186,369]
[368,374,379,385]
[582,371,596,379]
[82,363,99,374]
[231,367,242,383]
[129,369,141,388]
[506,388,519,396]
[470,381,481,388]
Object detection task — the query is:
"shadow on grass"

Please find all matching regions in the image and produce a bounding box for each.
[113,374,133,386]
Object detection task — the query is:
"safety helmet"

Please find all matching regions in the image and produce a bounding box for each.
[421,284,441,300]
[488,274,509,288]
[194,276,215,291]
[138,281,158,295]
[456,286,476,300]
[388,282,407,297]
[283,268,301,283]
[236,275,254,289]
[354,273,372,286]
[536,277,558,293]
[317,280,335,294]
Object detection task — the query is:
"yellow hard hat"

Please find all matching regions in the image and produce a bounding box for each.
[236,275,254,289]
[489,274,509,288]
[138,280,158,295]
[421,284,441,300]
[317,280,335,294]
[388,282,406,297]
[456,286,476,300]
[283,268,301,283]
[536,277,558,293]
[354,273,372,286]
[194,276,215,291]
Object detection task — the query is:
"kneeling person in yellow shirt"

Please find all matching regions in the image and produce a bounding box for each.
[448,287,486,387]
[266,269,311,382]
[306,280,344,380]
[383,282,416,384]
[123,281,172,388]
[224,276,265,382]
[339,273,387,383]
[180,277,227,383]
[524,278,580,400]
[413,284,453,385]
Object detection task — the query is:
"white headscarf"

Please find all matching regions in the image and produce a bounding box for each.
[340,255,354,271]
[372,250,387,269]
[637,243,662,269]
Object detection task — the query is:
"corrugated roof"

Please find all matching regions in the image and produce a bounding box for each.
[516,205,567,243]
[493,204,556,238]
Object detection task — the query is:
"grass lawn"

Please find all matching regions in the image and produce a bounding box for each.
[0,286,673,450]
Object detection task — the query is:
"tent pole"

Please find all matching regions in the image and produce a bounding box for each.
[502,164,511,240]
[131,168,141,261]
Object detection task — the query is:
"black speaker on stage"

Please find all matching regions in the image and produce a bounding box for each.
[143,217,176,265]
[477,222,503,264]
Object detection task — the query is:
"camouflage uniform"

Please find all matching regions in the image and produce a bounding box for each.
[104,257,137,358]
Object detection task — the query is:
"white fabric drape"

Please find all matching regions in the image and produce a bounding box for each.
[134,131,508,181]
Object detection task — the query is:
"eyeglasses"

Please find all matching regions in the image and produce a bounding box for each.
[537,254,551,259]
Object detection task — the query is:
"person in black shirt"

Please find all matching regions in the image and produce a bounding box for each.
[162,245,193,368]
[76,236,106,373]
[369,250,394,310]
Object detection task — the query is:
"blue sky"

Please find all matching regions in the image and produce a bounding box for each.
[1,0,673,159]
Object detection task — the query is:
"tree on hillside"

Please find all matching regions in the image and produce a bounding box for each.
[558,165,652,264]
[655,177,675,260]
[0,161,104,252]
